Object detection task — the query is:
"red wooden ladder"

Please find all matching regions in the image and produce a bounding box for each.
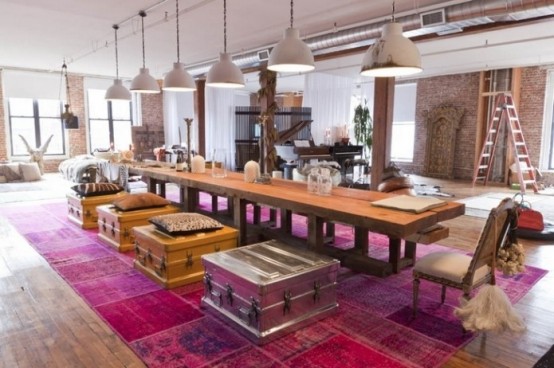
[472,93,538,193]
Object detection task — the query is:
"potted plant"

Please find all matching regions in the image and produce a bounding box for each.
[353,99,373,159]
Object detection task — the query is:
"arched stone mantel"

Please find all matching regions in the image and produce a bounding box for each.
[423,105,465,179]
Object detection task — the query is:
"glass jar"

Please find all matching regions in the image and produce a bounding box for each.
[307,168,320,194]
[211,149,227,178]
[318,168,332,196]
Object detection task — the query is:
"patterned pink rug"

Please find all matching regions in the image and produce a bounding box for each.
[1,197,547,368]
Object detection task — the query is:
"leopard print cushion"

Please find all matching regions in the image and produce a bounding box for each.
[71,182,124,197]
[149,212,224,236]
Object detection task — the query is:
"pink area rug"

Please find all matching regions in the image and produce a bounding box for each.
[1,197,547,368]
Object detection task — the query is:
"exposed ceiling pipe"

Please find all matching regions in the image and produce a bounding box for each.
[187,0,554,77]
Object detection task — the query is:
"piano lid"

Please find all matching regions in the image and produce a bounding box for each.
[276,120,313,144]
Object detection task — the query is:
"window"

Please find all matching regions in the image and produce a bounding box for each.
[391,121,416,162]
[87,89,134,151]
[358,82,417,162]
[390,83,417,162]
[8,98,65,156]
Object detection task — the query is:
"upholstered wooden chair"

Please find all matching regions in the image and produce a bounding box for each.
[412,197,515,317]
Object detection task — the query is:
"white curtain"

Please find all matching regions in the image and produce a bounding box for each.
[302,72,355,145]
[163,91,195,156]
[205,87,236,170]
[359,81,375,118]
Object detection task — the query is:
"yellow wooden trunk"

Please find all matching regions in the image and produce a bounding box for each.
[133,224,239,289]
[66,192,127,229]
[96,204,180,252]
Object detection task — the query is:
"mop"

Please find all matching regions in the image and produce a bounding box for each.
[454,214,526,333]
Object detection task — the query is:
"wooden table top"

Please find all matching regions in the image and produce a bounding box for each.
[129,166,465,239]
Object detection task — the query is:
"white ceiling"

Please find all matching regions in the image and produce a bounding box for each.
[1,0,554,93]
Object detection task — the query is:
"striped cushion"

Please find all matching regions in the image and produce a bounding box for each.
[71,182,124,197]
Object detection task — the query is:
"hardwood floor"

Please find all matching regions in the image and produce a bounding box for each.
[0,176,552,367]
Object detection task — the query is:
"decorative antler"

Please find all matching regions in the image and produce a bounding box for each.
[39,134,54,154]
[18,134,33,155]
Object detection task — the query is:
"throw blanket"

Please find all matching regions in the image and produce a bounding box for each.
[58,155,106,183]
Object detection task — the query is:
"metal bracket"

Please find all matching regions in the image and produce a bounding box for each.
[225,283,234,306]
[155,255,166,277]
[283,290,292,315]
[185,251,193,268]
[203,272,213,293]
[239,297,260,326]
[313,280,321,303]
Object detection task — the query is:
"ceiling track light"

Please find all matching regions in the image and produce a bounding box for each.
[163,0,196,92]
[360,2,422,78]
[130,10,161,93]
[105,24,132,101]
[267,0,315,73]
[206,0,245,88]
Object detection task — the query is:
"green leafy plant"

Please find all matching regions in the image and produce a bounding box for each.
[353,99,373,158]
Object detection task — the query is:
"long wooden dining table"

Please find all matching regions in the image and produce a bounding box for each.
[129,165,465,277]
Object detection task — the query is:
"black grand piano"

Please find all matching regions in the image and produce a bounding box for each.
[275,120,363,173]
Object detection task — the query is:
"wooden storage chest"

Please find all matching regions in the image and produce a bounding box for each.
[133,224,239,289]
[96,204,180,252]
[66,191,127,229]
[201,240,340,345]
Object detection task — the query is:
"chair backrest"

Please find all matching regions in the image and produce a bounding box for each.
[463,197,515,285]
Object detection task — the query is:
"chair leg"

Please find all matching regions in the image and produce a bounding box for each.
[441,285,447,304]
[413,277,420,318]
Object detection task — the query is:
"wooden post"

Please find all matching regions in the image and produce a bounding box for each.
[371,77,395,191]
[194,79,206,157]
[258,68,277,174]
[185,118,193,171]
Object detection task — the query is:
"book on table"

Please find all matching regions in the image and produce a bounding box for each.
[370,195,447,214]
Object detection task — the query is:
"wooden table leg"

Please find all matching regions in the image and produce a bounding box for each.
[354,226,369,255]
[182,187,198,212]
[307,214,325,251]
[233,197,247,246]
[281,209,292,234]
[253,204,261,224]
[389,237,402,273]
[146,177,156,194]
[405,240,417,266]
[211,194,218,213]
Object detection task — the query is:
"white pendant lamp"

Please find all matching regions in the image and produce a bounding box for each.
[268,0,314,73]
[105,24,132,101]
[163,0,196,91]
[360,2,422,77]
[130,11,160,93]
[206,0,244,88]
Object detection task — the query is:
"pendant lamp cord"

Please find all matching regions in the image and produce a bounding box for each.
[175,0,180,62]
[139,11,147,68]
[223,0,227,53]
[62,61,71,111]
[391,2,396,22]
[290,0,294,28]
[113,25,120,79]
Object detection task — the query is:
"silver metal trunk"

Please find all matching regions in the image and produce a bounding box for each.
[201,240,340,345]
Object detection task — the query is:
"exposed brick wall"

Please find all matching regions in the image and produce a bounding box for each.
[399,72,481,179]
[141,92,164,131]
[518,67,547,168]
[397,67,553,186]
[0,70,6,161]
[519,66,554,186]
